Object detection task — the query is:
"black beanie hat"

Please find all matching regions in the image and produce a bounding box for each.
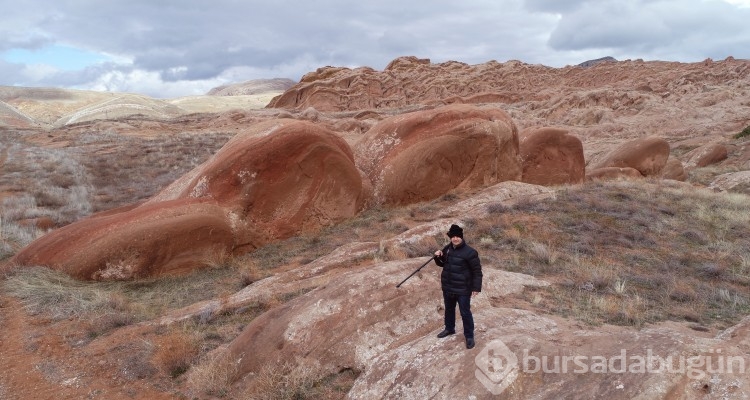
[447,224,463,238]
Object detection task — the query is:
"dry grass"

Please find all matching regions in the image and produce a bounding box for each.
[0,129,232,259]
[1,256,258,324]
[472,180,750,329]
[241,361,321,400]
[153,329,201,378]
[235,179,750,331]
[3,266,124,320]
[76,131,233,211]
[237,361,358,400]
[186,349,242,397]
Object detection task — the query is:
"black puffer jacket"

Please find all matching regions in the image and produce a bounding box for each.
[434,241,482,295]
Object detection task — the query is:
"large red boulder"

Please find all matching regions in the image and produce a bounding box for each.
[354,104,521,205]
[661,157,688,181]
[13,120,370,279]
[12,199,234,280]
[519,127,585,185]
[589,136,670,176]
[149,119,371,251]
[682,142,728,169]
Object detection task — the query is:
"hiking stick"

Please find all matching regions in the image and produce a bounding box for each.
[396,255,436,288]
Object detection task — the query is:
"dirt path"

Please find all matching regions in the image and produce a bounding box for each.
[0,294,178,400]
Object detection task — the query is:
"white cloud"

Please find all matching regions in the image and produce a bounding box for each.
[719,0,750,7]
[0,0,748,97]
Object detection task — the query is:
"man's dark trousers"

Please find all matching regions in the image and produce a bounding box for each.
[443,291,474,339]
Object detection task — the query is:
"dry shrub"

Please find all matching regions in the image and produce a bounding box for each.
[86,312,137,338]
[699,263,727,279]
[186,349,241,397]
[238,266,262,288]
[527,241,559,265]
[153,330,200,378]
[401,236,440,258]
[122,350,158,380]
[194,248,233,275]
[241,361,322,400]
[612,294,649,327]
[3,267,121,319]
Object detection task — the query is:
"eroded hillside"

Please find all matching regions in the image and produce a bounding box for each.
[1,56,750,399]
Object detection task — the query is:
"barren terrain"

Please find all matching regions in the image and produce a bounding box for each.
[1,56,750,399]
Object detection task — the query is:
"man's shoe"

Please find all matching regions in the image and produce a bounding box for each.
[466,338,475,349]
[437,329,456,338]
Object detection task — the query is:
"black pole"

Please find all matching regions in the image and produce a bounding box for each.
[396,255,436,288]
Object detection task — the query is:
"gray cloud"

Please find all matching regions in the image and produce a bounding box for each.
[0,0,748,97]
[546,0,750,60]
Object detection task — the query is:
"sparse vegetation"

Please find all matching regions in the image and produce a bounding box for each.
[468,180,750,328]
[153,329,201,378]
[734,124,750,139]
[186,349,242,397]
[236,361,359,400]
[76,131,233,211]
[242,361,322,400]
[0,129,232,259]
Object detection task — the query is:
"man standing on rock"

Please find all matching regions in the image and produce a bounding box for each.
[434,224,482,349]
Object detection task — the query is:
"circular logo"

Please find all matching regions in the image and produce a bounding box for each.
[474,339,519,395]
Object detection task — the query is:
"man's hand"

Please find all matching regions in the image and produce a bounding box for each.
[434,250,443,258]
[472,291,479,297]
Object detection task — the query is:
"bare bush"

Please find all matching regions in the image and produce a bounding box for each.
[527,241,559,265]
[241,361,323,400]
[186,349,241,397]
[153,329,200,378]
[3,267,123,320]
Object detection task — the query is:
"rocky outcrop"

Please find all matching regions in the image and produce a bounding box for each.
[221,252,750,399]
[224,257,551,389]
[661,157,688,181]
[519,127,585,185]
[12,120,370,279]
[709,170,750,192]
[589,136,671,177]
[267,56,750,113]
[683,143,728,169]
[12,198,234,280]
[354,104,521,205]
[151,119,371,251]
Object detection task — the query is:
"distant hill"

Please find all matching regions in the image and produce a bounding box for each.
[206,78,295,96]
[0,82,290,129]
[577,56,617,68]
[0,100,36,129]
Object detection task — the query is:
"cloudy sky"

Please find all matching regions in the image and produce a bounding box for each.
[1,0,749,98]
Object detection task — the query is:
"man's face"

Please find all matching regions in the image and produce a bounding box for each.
[450,235,463,246]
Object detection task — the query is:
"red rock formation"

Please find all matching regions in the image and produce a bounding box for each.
[518,127,585,185]
[683,142,728,169]
[661,157,688,181]
[12,120,370,279]
[267,56,750,113]
[150,119,371,251]
[221,251,750,398]
[12,198,234,280]
[589,136,670,177]
[354,104,521,205]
